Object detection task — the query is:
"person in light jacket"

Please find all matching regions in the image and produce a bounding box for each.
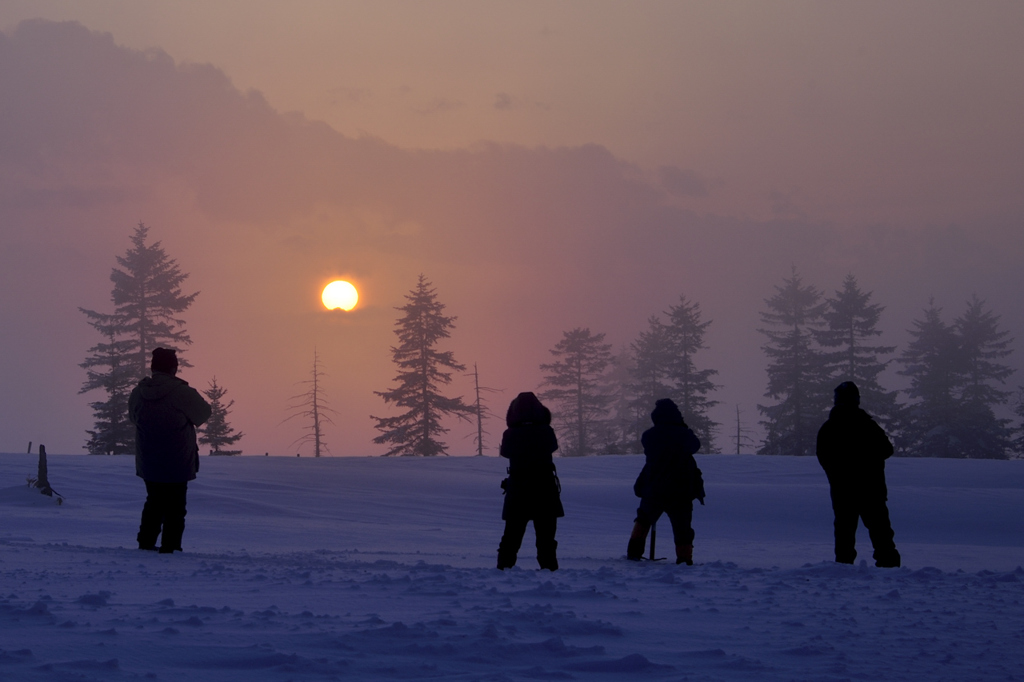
[129,348,211,553]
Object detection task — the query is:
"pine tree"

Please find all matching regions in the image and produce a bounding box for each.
[372,275,472,456]
[953,296,1014,458]
[664,295,720,452]
[199,377,244,456]
[540,327,613,457]
[899,297,1014,459]
[600,348,640,453]
[623,317,673,451]
[79,317,136,454]
[758,268,830,456]
[1012,386,1024,458]
[897,300,960,457]
[285,349,336,457]
[819,275,900,432]
[79,223,198,454]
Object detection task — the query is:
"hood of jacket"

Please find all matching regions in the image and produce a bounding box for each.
[136,372,188,401]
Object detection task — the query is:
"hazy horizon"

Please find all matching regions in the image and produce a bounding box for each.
[1,6,1022,456]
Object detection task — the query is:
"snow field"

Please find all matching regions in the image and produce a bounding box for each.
[1,453,1022,681]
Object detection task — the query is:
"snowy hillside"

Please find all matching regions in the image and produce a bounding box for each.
[1,453,1022,681]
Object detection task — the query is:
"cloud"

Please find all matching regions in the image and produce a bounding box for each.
[658,166,709,198]
[412,97,464,115]
[494,93,513,111]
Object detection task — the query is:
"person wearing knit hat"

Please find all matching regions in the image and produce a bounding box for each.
[128,348,211,553]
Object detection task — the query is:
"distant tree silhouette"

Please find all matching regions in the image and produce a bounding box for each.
[200,377,244,456]
[1012,386,1024,458]
[79,223,198,454]
[621,318,674,451]
[953,297,1014,458]
[285,349,335,457]
[758,268,830,456]
[898,297,1014,458]
[541,327,613,457]
[664,295,720,452]
[79,319,136,454]
[466,363,500,456]
[819,275,901,433]
[372,275,472,456]
[601,348,641,453]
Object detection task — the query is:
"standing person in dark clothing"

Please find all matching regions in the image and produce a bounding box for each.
[816,381,901,568]
[628,399,704,565]
[129,348,211,553]
[496,392,564,571]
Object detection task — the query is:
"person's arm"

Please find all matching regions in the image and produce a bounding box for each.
[872,420,894,460]
[179,385,212,427]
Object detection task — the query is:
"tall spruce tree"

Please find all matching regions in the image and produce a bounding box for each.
[758,268,830,456]
[819,275,900,432]
[897,297,1015,459]
[897,300,960,457]
[200,377,244,455]
[953,296,1014,458]
[372,275,472,456]
[622,317,673,451]
[1012,386,1024,458]
[600,348,640,453]
[79,223,198,454]
[540,327,614,457]
[664,295,720,452]
[79,318,136,454]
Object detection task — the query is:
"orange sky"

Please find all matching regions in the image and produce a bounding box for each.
[3,1,1022,227]
[1,3,1023,457]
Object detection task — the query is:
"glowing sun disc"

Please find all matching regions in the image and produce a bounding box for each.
[322,280,358,311]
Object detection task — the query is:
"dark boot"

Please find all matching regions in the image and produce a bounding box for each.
[497,548,518,570]
[875,549,901,568]
[537,540,558,571]
[627,521,650,561]
[676,544,693,566]
[497,518,527,570]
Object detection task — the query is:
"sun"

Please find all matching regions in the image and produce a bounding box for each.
[322,280,358,311]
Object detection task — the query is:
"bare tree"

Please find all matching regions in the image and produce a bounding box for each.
[466,363,501,456]
[284,349,336,457]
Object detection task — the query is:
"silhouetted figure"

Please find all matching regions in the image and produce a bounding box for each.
[816,381,901,568]
[628,399,704,565]
[129,348,211,553]
[496,392,563,571]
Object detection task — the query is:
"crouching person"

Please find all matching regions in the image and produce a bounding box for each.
[816,381,901,568]
[628,399,704,565]
[129,348,211,553]
[496,392,564,571]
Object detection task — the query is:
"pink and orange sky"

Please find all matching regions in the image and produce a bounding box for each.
[1,2,1022,455]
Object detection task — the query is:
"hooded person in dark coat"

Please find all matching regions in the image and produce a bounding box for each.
[816,381,901,568]
[128,348,211,553]
[628,399,704,565]
[496,392,564,570]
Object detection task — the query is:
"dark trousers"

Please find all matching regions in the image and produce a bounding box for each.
[497,517,558,570]
[831,491,899,567]
[636,499,695,546]
[138,481,188,551]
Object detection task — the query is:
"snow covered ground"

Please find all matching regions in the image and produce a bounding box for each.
[1,452,1022,681]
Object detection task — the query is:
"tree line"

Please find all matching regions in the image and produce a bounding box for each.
[80,226,1022,459]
